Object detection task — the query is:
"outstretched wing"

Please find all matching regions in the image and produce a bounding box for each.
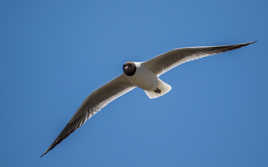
[143,42,255,76]
[41,74,135,157]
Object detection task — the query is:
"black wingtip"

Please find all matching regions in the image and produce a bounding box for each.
[243,41,257,46]
[40,152,47,158]
[230,41,257,50]
[40,149,50,158]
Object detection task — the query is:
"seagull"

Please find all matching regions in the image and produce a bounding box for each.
[41,41,255,157]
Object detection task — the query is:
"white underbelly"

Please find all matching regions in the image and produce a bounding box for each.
[126,65,158,90]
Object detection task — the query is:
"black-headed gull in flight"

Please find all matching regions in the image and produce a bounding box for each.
[41,41,255,157]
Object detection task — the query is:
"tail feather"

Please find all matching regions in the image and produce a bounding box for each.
[144,79,171,99]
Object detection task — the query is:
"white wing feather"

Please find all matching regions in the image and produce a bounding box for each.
[41,74,135,157]
[143,42,255,76]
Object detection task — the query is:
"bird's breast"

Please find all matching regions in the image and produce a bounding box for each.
[126,65,158,90]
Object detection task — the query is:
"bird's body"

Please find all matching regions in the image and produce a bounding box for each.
[41,41,255,157]
[124,62,158,91]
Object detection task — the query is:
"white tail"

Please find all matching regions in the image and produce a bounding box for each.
[144,79,172,99]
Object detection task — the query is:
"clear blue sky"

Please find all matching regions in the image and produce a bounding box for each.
[1,0,267,166]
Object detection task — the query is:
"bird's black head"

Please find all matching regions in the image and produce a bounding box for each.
[123,62,136,76]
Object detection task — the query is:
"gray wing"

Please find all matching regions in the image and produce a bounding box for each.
[143,42,255,76]
[41,74,135,157]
